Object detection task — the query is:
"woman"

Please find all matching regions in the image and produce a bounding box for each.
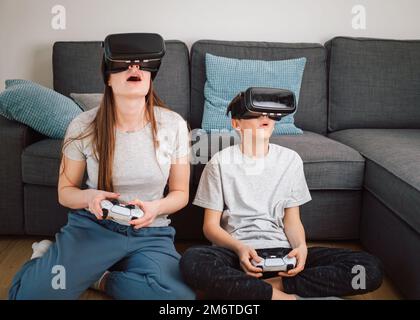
[9,36,195,300]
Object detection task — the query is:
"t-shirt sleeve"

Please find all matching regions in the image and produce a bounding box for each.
[192,157,224,212]
[284,158,312,208]
[62,118,87,161]
[171,118,190,161]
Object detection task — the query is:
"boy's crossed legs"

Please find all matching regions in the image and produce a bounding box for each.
[180,245,383,300]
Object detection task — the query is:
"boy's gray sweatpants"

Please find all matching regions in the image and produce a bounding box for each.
[8,209,195,300]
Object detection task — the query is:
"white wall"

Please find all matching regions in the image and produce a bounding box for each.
[1,0,420,90]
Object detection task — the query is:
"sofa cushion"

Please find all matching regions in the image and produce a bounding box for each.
[326,37,420,132]
[328,129,420,233]
[53,40,190,121]
[192,130,365,190]
[202,53,307,134]
[191,40,328,134]
[22,138,91,189]
[70,93,102,111]
[22,139,62,186]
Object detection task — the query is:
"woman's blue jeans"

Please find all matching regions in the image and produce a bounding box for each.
[8,209,195,300]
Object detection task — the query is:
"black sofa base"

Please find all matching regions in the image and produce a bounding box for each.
[361,189,420,299]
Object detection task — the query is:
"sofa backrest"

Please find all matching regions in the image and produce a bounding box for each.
[190,40,328,135]
[52,41,190,121]
[326,37,420,132]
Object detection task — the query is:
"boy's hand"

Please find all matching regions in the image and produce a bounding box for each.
[235,244,263,278]
[278,244,307,277]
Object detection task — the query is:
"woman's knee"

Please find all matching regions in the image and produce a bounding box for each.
[9,271,77,300]
[170,282,196,300]
[151,271,196,300]
[109,272,195,300]
[8,260,54,300]
[143,272,196,300]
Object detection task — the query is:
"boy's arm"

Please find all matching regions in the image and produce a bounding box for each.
[203,208,244,253]
[281,206,308,277]
[203,208,263,278]
[283,206,306,249]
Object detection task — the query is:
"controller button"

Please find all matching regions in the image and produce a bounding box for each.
[102,208,109,218]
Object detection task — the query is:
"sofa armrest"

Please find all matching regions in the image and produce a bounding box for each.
[0,116,45,234]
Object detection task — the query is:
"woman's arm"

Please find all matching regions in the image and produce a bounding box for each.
[128,155,190,228]
[58,155,119,219]
[156,155,190,215]
[57,155,87,209]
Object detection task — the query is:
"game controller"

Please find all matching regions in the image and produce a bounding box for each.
[252,254,297,272]
[100,199,144,225]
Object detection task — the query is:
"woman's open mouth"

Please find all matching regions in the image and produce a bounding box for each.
[126,75,142,82]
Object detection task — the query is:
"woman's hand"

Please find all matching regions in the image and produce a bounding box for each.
[85,189,120,220]
[128,199,161,229]
[235,244,263,278]
[278,244,307,277]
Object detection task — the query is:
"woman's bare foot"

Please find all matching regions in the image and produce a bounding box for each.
[99,271,110,291]
[91,271,110,292]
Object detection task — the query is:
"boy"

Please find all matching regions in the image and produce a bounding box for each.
[180,90,383,300]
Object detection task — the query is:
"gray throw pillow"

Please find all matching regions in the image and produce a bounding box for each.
[70,93,103,111]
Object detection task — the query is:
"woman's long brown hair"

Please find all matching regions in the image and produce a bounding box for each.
[60,79,168,192]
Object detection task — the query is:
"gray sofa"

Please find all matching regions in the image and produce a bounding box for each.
[326,37,420,300]
[0,36,419,299]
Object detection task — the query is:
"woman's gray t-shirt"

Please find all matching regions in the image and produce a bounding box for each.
[63,106,190,227]
[193,144,312,249]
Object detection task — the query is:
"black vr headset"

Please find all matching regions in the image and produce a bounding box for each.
[226,87,296,121]
[102,33,165,82]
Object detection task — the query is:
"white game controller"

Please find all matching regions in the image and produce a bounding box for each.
[100,199,144,225]
[252,255,297,272]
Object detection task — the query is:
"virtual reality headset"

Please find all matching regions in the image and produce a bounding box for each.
[102,33,165,81]
[226,87,296,121]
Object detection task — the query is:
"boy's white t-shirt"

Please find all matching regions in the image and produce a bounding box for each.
[193,143,312,249]
[63,106,190,227]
